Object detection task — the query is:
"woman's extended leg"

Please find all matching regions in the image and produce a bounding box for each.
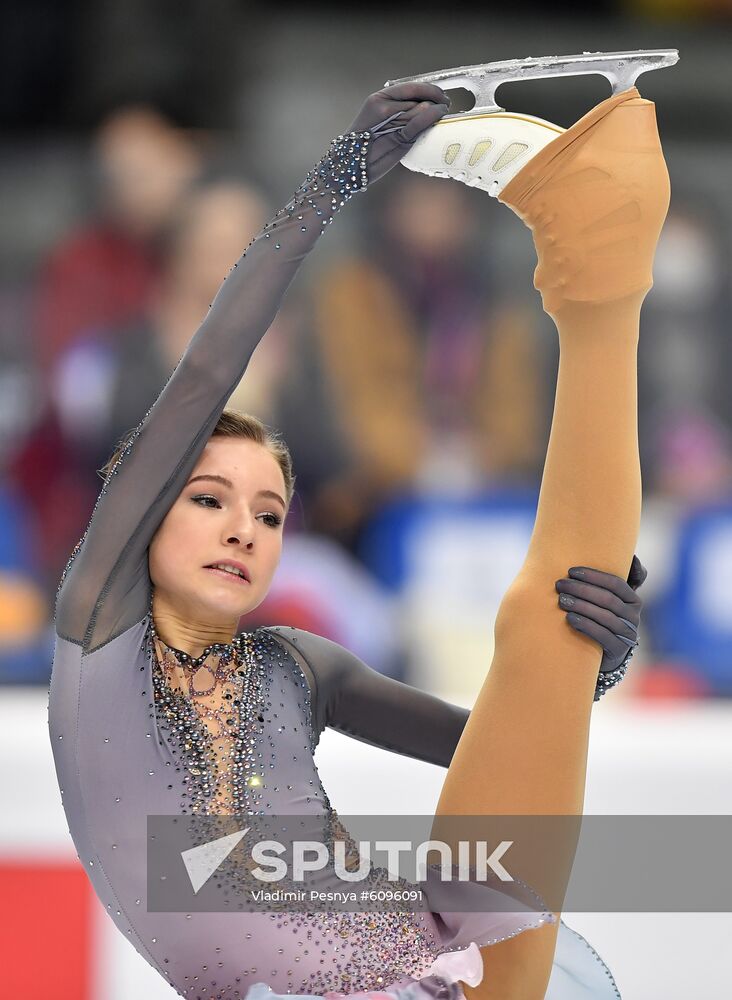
[429,91,670,999]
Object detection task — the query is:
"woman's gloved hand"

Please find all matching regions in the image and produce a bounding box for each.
[345,83,451,186]
[555,554,646,673]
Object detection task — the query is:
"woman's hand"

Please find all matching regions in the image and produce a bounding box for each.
[555,554,646,673]
[346,83,451,186]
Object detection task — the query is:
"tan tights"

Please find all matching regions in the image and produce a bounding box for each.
[429,88,670,999]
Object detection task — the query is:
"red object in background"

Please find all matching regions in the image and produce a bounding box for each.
[34,225,158,382]
[7,406,98,589]
[635,661,713,700]
[241,591,338,641]
[1,860,95,1000]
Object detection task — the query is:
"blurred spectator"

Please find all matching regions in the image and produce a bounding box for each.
[275,173,549,553]
[33,103,202,385]
[654,407,732,504]
[9,106,203,597]
[103,180,287,444]
[639,204,732,489]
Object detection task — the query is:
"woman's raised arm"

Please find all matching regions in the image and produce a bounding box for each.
[54,85,451,654]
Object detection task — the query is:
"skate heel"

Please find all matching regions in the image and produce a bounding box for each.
[400,108,566,197]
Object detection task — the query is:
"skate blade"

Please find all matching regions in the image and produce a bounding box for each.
[385,48,679,117]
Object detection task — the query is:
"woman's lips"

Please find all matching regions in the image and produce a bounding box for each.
[205,567,250,586]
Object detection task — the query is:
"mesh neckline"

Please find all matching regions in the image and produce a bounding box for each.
[146,595,248,670]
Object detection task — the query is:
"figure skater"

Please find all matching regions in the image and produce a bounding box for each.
[49,78,666,1000]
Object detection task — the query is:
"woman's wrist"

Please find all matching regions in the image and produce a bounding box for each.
[238,85,450,263]
[247,130,372,257]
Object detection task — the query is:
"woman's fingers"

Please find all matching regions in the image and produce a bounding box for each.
[556,593,639,642]
[395,101,451,143]
[627,554,648,591]
[377,82,451,105]
[565,614,629,665]
[555,579,637,622]
[566,566,640,605]
[359,84,449,130]
[556,564,643,675]
[355,97,451,183]
[346,87,450,174]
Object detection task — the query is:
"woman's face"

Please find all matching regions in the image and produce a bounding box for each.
[148,437,287,623]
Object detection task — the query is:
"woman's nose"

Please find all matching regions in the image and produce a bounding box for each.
[225,511,256,546]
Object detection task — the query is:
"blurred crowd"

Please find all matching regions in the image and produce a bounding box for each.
[1,98,732,698]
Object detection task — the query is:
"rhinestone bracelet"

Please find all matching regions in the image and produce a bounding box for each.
[594,643,636,702]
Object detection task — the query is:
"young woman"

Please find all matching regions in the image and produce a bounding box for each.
[49,80,664,1000]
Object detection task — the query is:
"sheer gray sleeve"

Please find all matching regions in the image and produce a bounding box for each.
[54,131,373,654]
[267,626,470,768]
[53,81,451,655]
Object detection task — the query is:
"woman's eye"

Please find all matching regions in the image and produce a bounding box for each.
[192,496,281,527]
[259,512,283,528]
[191,495,221,509]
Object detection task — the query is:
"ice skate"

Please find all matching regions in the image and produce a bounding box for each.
[390,49,679,315]
[389,49,678,198]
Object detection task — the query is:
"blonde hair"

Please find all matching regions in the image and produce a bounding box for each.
[98,409,296,509]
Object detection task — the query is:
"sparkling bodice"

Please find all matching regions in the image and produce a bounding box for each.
[150,620,269,817]
[51,613,449,997]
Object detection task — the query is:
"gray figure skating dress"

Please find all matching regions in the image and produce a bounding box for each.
[48,123,621,1000]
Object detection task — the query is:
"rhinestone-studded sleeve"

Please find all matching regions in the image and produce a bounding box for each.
[54,132,372,653]
[267,626,470,767]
